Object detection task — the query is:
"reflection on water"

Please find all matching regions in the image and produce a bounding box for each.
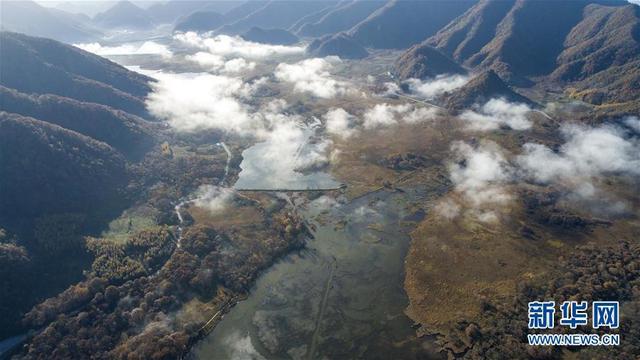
[191,190,442,359]
[233,128,340,191]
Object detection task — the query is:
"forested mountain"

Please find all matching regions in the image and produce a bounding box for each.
[295,0,385,37]
[0,31,157,340]
[216,1,332,34]
[443,70,533,111]
[395,0,640,107]
[0,86,155,159]
[394,44,466,80]
[0,112,128,224]
[348,0,476,49]
[307,32,369,59]
[0,31,153,118]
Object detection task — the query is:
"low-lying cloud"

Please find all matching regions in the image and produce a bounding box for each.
[406,74,469,99]
[517,123,640,212]
[437,141,514,223]
[193,185,235,214]
[175,32,305,59]
[275,57,350,99]
[324,108,357,139]
[460,98,532,131]
[362,103,438,129]
[185,52,256,74]
[146,72,265,134]
[233,118,337,190]
[449,141,513,208]
[75,41,172,58]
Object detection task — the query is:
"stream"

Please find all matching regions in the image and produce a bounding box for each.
[174,142,232,248]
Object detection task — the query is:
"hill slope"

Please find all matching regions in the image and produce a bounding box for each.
[394,44,466,80]
[0,31,153,117]
[443,70,533,110]
[426,0,515,63]
[217,1,332,35]
[173,10,226,33]
[0,0,101,42]
[395,0,639,109]
[308,32,369,59]
[241,27,300,45]
[92,0,155,29]
[296,0,385,37]
[0,112,128,224]
[0,86,155,159]
[348,0,476,49]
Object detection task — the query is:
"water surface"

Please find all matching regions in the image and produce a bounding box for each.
[192,190,441,359]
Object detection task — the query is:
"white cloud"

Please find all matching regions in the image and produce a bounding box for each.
[185,52,256,73]
[145,72,263,134]
[406,74,469,99]
[233,119,336,190]
[442,141,514,222]
[125,65,162,78]
[460,98,532,131]
[362,103,438,129]
[74,41,172,58]
[193,185,235,214]
[435,198,461,220]
[518,123,640,184]
[185,52,225,69]
[224,332,265,360]
[223,58,256,73]
[381,82,401,96]
[363,103,410,128]
[517,122,640,215]
[174,32,304,59]
[623,116,640,133]
[324,108,356,138]
[274,57,349,99]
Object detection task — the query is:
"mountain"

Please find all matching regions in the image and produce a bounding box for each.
[307,33,369,59]
[426,0,515,64]
[0,86,155,159]
[0,112,128,226]
[296,0,385,37]
[550,3,640,104]
[147,0,239,24]
[52,1,114,17]
[443,70,533,111]
[174,10,227,33]
[93,0,155,29]
[241,27,299,45]
[220,0,271,24]
[288,0,343,34]
[426,0,631,83]
[394,43,466,80]
[0,0,101,42]
[348,0,476,49]
[217,1,332,34]
[0,31,153,118]
[395,0,639,108]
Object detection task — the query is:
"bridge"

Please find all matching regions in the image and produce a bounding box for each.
[234,184,346,192]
